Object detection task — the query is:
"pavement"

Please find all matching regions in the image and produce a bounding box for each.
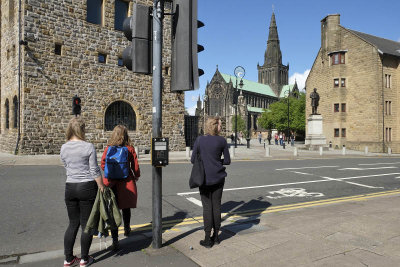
[1,140,400,266]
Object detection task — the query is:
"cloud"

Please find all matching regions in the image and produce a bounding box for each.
[191,96,199,102]
[186,105,197,116]
[289,69,310,92]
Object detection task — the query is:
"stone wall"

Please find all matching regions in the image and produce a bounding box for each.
[306,15,399,153]
[0,0,186,154]
[0,0,19,153]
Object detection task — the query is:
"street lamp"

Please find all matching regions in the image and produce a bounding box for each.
[234,66,245,148]
[284,90,291,146]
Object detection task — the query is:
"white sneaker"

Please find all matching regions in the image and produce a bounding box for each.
[80,256,94,267]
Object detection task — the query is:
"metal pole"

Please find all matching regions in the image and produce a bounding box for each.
[235,79,238,148]
[152,0,163,249]
[287,96,289,143]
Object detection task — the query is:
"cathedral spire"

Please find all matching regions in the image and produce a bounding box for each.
[264,12,282,66]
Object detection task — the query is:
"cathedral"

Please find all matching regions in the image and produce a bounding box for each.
[200,12,298,135]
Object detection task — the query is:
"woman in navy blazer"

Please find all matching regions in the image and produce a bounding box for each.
[191,116,231,248]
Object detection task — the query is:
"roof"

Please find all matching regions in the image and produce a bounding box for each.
[220,73,277,97]
[347,29,400,57]
[247,106,265,113]
[279,84,295,98]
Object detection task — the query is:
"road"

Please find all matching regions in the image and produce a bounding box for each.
[1,157,400,257]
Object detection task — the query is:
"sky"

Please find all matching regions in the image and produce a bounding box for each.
[185,0,400,115]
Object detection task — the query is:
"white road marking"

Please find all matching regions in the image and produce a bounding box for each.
[291,171,315,176]
[266,188,324,199]
[358,162,400,166]
[338,167,398,171]
[321,176,383,189]
[276,166,339,171]
[177,173,400,196]
[186,197,203,207]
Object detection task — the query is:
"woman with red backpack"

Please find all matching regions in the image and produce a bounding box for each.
[101,125,140,250]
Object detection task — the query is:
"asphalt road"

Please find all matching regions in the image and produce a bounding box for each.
[1,157,400,257]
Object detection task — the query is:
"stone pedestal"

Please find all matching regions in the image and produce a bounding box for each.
[305,114,327,148]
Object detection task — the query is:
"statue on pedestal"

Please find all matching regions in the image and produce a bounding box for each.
[310,88,320,115]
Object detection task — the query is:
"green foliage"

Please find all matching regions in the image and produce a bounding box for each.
[258,92,305,135]
[231,115,246,134]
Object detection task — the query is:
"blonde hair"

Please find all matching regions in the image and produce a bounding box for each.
[66,117,85,141]
[108,125,131,146]
[205,116,220,136]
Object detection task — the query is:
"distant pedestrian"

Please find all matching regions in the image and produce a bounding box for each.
[230,133,234,144]
[279,132,283,146]
[238,131,243,145]
[101,125,141,251]
[267,132,271,145]
[290,132,295,146]
[274,133,278,145]
[61,117,104,267]
[191,116,231,248]
[258,132,262,144]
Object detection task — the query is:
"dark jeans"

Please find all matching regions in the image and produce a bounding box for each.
[110,186,131,241]
[64,181,97,262]
[199,182,224,234]
[111,208,131,241]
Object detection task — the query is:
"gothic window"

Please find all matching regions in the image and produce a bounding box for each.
[105,101,136,131]
[87,0,103,25]
[5,99,10,129]
[13,96,18,128]
[115,0,129,31]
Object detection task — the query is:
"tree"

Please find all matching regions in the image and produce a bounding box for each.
[258,92,305,136]
[231,115,246,135]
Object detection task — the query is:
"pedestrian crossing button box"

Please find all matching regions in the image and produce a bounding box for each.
[152,138,169,167]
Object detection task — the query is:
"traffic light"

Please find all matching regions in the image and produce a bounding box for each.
[122,4,151,74]
[171,0,204,91]
[72,95,81,116]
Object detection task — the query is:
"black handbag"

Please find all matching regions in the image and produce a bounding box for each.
[189,146,205,189]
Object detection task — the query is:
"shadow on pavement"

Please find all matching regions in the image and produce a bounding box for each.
[220,198,271,242]
[91,211,189,263]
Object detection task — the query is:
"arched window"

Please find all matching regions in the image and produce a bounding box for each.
[13,96,18,128]
[105,101,136,131]
[5,99,10,129]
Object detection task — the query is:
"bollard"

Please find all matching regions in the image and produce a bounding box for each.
[135,146,139,159]
[294,147,298,157]
[264,142,265,149]
[186,147,190,160]
[265,146,271,157]
[319,146,323,156]
[388,147,392,155]
[364,146,368,155]
[342,147,346,155]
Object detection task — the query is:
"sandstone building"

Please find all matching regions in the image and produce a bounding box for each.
[0,0,185,154]
[306,14,400,153]
[201,13,298,135]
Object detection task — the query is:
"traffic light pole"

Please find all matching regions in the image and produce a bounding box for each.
[152,0,163,249]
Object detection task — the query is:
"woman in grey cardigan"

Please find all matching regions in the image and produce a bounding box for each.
[60,117,104,267]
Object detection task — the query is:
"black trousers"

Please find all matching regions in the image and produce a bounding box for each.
[110,186,131,241]
[64,181,97,262]
[199,182,224,233]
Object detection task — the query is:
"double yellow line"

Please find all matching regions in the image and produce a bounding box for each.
[110,189,400,235]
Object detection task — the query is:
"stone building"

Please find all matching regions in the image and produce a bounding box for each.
[306,14,400,153]
[201,12,298,135]
[0,0,185,154]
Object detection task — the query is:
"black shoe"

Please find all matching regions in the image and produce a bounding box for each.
[211,234,220,245]
[199,238,214,248]
[124,227,131,237]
